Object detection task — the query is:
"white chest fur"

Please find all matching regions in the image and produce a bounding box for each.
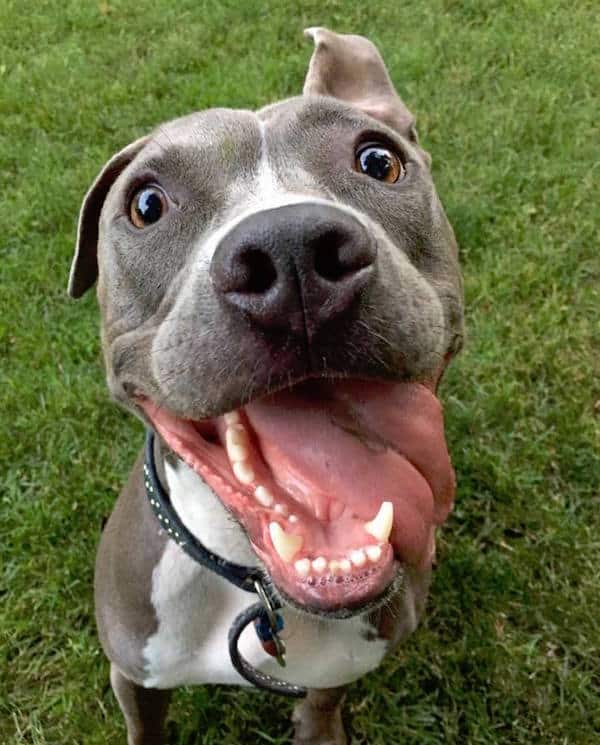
[142,460,388,690]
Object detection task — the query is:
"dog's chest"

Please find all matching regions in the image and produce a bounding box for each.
[141,461,388,690]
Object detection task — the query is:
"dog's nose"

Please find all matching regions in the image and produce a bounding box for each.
[210,203,376,336]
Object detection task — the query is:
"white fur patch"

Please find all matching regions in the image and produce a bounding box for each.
[142,460,388,689]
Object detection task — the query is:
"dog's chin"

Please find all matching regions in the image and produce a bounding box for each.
[137,377,455,614]
[266,561,406,620]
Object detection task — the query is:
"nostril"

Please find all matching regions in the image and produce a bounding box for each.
[313,230,374,282]
[236,248,277,294]
[314,232,348,281]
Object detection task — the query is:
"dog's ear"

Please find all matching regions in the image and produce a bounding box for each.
[68,135,151,298]
[303,27,418,144]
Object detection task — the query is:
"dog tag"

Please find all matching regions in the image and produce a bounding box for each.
[254,611,285,661]
[253,580,287,666]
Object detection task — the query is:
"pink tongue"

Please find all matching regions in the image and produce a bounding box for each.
[244,381,455,566]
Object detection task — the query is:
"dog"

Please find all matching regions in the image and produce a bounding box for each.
[68,27,464,744]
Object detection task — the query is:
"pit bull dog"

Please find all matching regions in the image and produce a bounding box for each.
[69,27,464,744]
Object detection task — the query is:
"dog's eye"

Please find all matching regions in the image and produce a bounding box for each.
[355,144,403,183]
[129,186,167,228]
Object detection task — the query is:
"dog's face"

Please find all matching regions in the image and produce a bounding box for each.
[70,29,463,616]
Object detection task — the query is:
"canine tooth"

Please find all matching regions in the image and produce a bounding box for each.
[232,461,255,485]
[339,559,351,573]
[274,503,289,517]
[350,549,367,568]
[288,514,298,524]
[224,411,241,425]
[294,558,311,577]
[226,441,249,463]
[312,556,327,573]
[227,424,248,444]
[269,522,303,562]
[364,501,393,544]
[366,545,382,563]
[225,426,249,461]
[329,560,341,573]
[254,485,274,508]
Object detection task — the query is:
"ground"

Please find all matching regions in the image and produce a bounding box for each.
[1,1,598,743]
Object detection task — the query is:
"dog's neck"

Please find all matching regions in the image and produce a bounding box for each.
[163,453,258,567]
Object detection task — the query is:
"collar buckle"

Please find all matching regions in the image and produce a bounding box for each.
[254,580,287,668]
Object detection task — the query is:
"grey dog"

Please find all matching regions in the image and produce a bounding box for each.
[69,27,464,745]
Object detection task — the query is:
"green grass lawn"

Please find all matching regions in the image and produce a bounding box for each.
[1,1,598,743]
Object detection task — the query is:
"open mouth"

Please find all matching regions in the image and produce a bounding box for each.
[138,379,455,614]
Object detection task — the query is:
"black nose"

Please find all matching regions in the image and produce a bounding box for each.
[210,203,376,337]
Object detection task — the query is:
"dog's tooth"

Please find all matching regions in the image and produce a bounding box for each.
[364,501,393,544]
[329,559,341,573]
[366,545,382,563]
[274,503,289,517]
[288,514,298,524]
[227,423,248,444]
[232,461,255,485]
[226,441,249,463]
[269,522,303,562]
[294,558,311,577]
[225,426,249,462]
[224,411,241,425]
[339,559,351,573]
[349,549,367,568]
[312,556,327,573]
[254,485,274,508]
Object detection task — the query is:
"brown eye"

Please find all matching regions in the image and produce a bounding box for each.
[355,144,404,183]
[129,185,167,228]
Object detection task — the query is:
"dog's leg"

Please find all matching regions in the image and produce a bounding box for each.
[292,686,347,745]
[110,664,171,745]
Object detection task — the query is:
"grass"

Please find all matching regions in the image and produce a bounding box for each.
[1,0,598,743]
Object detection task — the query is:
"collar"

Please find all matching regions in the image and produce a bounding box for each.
[143,430,306,699]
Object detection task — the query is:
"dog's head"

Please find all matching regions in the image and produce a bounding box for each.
[70,29,463,616]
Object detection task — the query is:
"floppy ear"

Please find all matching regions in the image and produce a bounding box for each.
[68,135,151,298]
[303,27,419,144]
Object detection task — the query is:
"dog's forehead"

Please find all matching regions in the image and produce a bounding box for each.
[140,97,369,172]
[142,108,262,174]
[257,95,366,132]
[116,96,382,214]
